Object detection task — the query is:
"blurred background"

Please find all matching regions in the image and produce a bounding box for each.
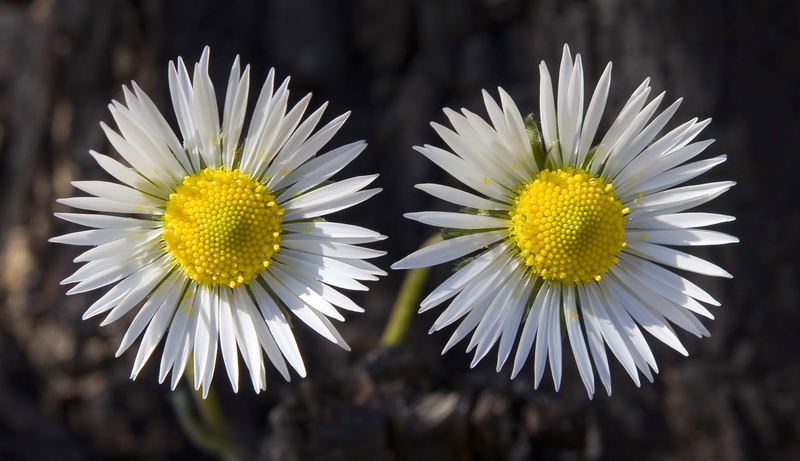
[0,0,798,459]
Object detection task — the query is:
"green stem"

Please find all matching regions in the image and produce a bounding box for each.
[380,233,442,347]
[171,358,244,461]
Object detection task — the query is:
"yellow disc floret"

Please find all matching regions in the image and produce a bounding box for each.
[161,168,283,288]
[508,168,628,285]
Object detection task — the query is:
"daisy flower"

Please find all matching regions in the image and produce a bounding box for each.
[392,45,736,397]
[51,47,384,396]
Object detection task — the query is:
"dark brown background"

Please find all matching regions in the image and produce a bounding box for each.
[0,0,797,459]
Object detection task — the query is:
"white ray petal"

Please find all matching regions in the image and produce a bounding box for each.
[116,271,184,357]
[157,288,197,382]
[282,221,384,242]
[625,239,733,278]
[415,183,508,210]
[533,283,558,389]
[404,211,507,230]
[627,229,738,246]
[57,196,159,215]
[280,236,385,260]
[563,285,595,397]
[54,212,159,230]
[89,151,168,199]
[127,277,184,378]
[494,270,531,371]
[415,145,511,201]
[626,212,735,230]
[577,283,612,395]
[278,141,366,200]
[581,283,640,386]
[576,62,612,164]
[265,109,348,189]
[281,189,381,221]
[392,230,507,270]
[281,175,378,210]
[217,288,240,392]
[538,61,560,164]
[421,242,510,312]
[618,253,720,307]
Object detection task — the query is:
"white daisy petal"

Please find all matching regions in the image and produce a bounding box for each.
[430,250,517,331]
[510,279,547,379]
[53,48,380,395]
[278,141,366,200]
[50,228,151,247]
[421,242,511,313]
[126,83,192,173]
[576,62,612,164]
[191,47,222,167]
[281,221,385,243]
[89,151,169,199]
[71,180,162,208]
[538,61,560,164]
[216,288,240,392]
[627,181,735,216]
[562,285,595,397]
[109,103,186,183]
[615,118,711,189]
[533,283,558,389]
[157,289,197,382]
[268,265,344,321]
[590,87,651,172]
[116,271,184,357]
[603,92,665,178]
[619,253,721,307]
[280,236,385,260]
[392,230,507,270]
[241,76,290,174]
[613,262,710,336]
[625,239,733,278]
[415,183,508,210]
[498,88,535,170]
[126,276,185,376]
[605,270,688,355]
[99,263,171,326]
[229,288,269,389]
[627,155,727,198]
[57,196,160,215]
[626,212,735,230]
[495,274,533,371]
[274,252,369,291]
[53,212,159,230]
[577,284,612,395]
[72,230,161,263]
[627,229,739,246]
[248,282,305,377]
[281,188,381,221]
[281,174,378,211]
[559,54,584,164]
[222,62,250,168]
[265,109,348,189]
[584,284,641,386]
[404,211,507,230]
[415,145,511,201]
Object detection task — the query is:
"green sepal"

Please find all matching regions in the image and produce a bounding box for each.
[524,114,546,170]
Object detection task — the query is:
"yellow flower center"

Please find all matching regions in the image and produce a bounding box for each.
[508,168,628,284]
[161,168,283,288]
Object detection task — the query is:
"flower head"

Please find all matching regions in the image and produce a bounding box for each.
[393,45,736,397]
[52,47,384,396]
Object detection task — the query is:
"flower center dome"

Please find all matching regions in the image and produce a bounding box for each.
[162,168,283,288]
[509,168,627,284]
